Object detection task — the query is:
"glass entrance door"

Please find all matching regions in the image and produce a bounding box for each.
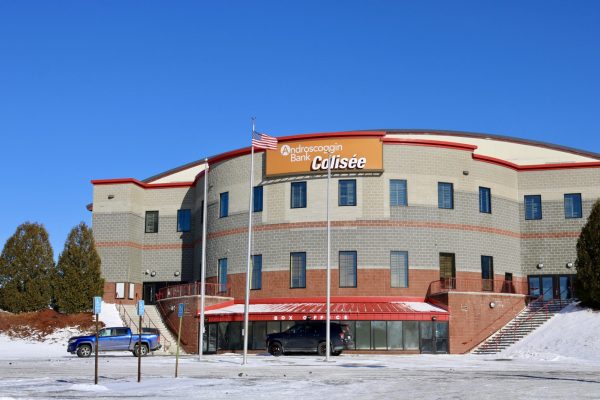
[420,321,449,354]
[528,275,575,300]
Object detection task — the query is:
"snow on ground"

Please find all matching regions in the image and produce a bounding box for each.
[98,301,124,327]
[503,302,600,362]
[2,303,600,399]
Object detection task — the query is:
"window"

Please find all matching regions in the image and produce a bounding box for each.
[177,209,191,232]
[251,255,262,290]
[291,182,307,209]
[438,182,454,209]
[253,186,263,213]
[218,258,228,292]
[390,179,407,206]
[115,282,125,299]
[128,283,135,300]
[390,251,408,288]
[481,256,494,291]
[564,193,582,219]
[290,252,306,288]
[439,253,456,288]
[479,187,491,214]
[220,192,229,218]
[338,180,357,206]
[145,211,159,233]
[524,195,542,220]
[339,251,357,288]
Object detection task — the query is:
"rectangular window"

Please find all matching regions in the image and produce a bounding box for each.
[438,182,454,209]
[524,195,542,220]
[479,187,491,214]
[145,211,159,233]
[177,209,191,232]
[218,258,228,292]
[115,282,125,299]
[390,179,407,206]
[339,251,357,288]
[564,193,582,219]
[290,252,306,288]
[390,251,409,288]
[338,180,357,206]
[251,255,262,290]
[253,186,263,213]
[439,253,456,289]
[128,283,135,300]
[291,182,307,209]
[219,192,229,218]
[481,255,494,291]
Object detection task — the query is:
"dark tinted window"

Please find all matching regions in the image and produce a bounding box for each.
[177,209,191,232]
[438,182,454,209]
[145,211,159,233]
[564,193,582,219]
[524,195,542,220]
[291,182,307,208]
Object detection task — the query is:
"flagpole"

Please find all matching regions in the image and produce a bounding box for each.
[243,118,256,365]
[199,158,209,360]
[325,150,332,362]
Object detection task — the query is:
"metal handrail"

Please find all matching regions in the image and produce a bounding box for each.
[155,299,188,346]
[116,303,172,351]
[489,287,555,353]
[466,299,527,352]
[156,282,232,300]
[428,278,527,296]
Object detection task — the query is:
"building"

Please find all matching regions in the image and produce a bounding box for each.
[89,129,600,354]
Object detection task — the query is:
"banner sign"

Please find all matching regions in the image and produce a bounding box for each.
[266,137,383,177]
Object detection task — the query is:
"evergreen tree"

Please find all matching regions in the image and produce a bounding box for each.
[0,222,55,312]
[54,222,104,313]
[575,199,600,308]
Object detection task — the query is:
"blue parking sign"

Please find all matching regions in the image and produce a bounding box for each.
[178,303,185,318]
[93,296,102,315]
[137,300,145,316]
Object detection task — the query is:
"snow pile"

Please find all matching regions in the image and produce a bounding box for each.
[98,301,124,327]
[503,303,600,362]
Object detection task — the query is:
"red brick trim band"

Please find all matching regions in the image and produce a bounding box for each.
[95,241,194,250]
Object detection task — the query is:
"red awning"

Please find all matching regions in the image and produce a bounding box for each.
[202,300,448,323]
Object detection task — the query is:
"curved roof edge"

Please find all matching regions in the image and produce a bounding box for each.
[134,129,600,184]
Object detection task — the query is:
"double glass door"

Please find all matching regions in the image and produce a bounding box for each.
[528,275,574,301]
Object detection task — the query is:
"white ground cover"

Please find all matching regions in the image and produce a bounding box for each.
[1,302,600,399]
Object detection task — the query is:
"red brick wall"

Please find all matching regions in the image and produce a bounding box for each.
[436,292,527,354]
[102,282,142,305]
[158,296,232,354]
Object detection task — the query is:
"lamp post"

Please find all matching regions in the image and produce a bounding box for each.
[325,150,332,362]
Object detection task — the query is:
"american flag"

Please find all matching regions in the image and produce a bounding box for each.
[252,131,278,150]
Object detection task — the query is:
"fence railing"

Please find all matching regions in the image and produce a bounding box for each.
[428,278,528,296]
[116,303,172,351]
[156,282,231,300]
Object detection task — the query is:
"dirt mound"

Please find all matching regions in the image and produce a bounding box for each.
[0,309,100,340]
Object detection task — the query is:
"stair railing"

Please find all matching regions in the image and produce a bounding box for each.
[467,299,527,353]
[116,303,172,351]
[155,300,188,346]
[489,287,554,353]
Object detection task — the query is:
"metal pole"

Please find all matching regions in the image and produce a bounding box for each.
[94,313,99,384]
[137,315,142,382]
[199,159,209,360]
[243,118,256,365]
[325,152,332,362]
[175,315,182,377]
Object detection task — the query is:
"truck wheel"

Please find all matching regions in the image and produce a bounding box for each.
[317,342,327,356]
[268,342,283,357]
[76,344,92,358]
[133,344,149,357]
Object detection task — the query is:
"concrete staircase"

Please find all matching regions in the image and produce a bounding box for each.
[117,304,182,355]
[472,299,573,355]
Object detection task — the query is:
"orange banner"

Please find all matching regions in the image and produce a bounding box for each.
[266,138,383,177]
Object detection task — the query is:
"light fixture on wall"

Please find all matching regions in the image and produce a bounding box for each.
[489,301,496,309]
[150,271,156,277]
[566,262,574,269]
[431,316,437,321]
[174,271,180,277]
[462,170,469,176]
[144,269,150,275]
[536,263,544,269]
[108,194,115,199]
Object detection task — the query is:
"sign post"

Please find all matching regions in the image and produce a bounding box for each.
[93,296,102,385]
[137,300,144,383]
[175,303,184,377]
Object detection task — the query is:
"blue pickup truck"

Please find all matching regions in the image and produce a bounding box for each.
[67,327,161,357]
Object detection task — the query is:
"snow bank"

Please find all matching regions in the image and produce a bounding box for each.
[503,303,600,362]
[98,302,124,327]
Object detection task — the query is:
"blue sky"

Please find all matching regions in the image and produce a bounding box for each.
[1,1,599,257]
